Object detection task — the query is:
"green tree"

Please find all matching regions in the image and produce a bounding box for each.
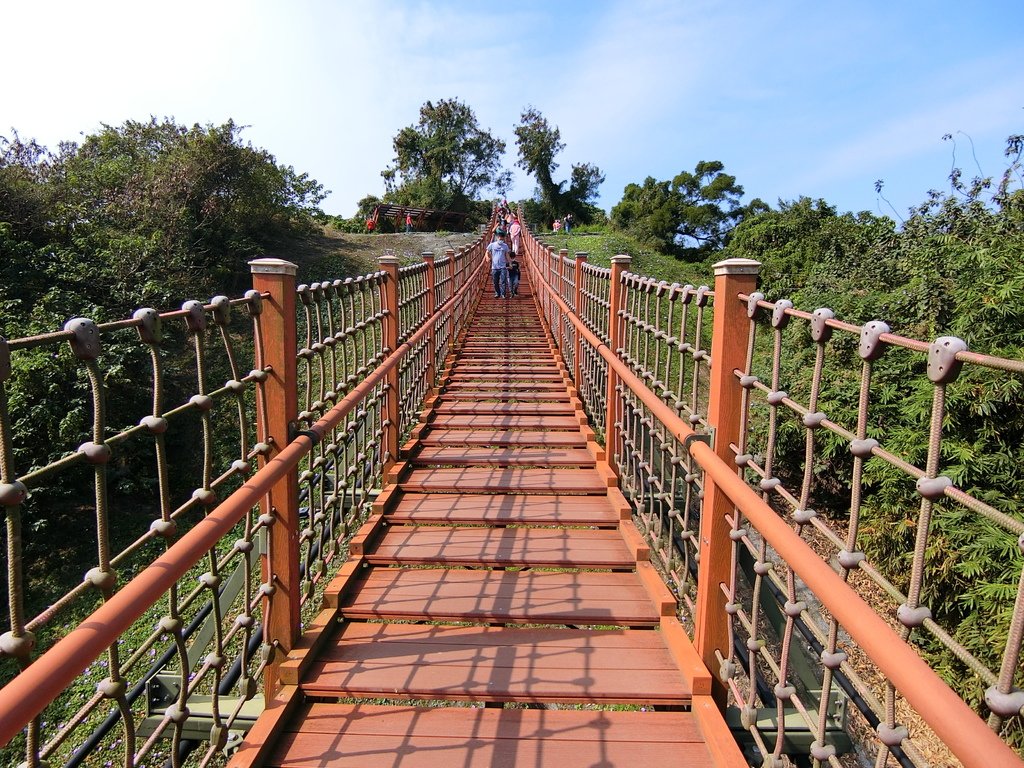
[514,106,605,224]
[0,117,328,321]
[611,160,766,260]
[382,98,511,213]
[727,196,894,303]
[607,176,677,250]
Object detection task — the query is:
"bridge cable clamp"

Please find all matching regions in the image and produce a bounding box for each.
[682,429,715,454]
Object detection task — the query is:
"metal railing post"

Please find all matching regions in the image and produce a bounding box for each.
[422,252,436,392]
[573,252,587,387]
[249,258,300,699]
[443,248,455,306]
[604,255,631,477]
[379,252,401,476]
[694,257,761,706]
[558,249,569,303]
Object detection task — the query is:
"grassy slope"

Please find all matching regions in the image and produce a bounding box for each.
[280,224,712,287]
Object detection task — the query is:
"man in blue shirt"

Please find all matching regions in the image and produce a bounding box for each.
[487,229,511,298]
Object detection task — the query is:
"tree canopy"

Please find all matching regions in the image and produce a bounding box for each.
[611,160,767,260]
[381,98,511,214]
[723,136,1024,722]
[0,117,326,323]
[514,106,605,225]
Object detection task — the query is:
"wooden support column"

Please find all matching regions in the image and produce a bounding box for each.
[379,252,401,478]
[249,258,300,699]
[573,252,588,388]
[694,257,761,707]
[422,252,436,393]
[603,255,631,477]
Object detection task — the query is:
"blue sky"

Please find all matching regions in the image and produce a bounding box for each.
[3,1,1021,221]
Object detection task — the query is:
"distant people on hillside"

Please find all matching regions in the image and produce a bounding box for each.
[405,212,413,232]
[552,218,562,232]
[563,212,573,233]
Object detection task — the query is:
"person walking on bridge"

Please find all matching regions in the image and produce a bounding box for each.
[509,217,522,257]
[508,252,521,297]
[487,229,511,298]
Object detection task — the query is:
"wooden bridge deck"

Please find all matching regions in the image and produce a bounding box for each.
[230,274,745,767]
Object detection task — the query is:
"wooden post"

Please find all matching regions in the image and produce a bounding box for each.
[573,252,588,387]
[422,252,436,393]
[694,257,761,707]
[249,258,300,699]
[379,252,401,477]
[603,255,631,477]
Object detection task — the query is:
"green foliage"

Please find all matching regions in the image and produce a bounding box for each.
[382,98,510,213]
[728,197,895,305]
[513,106,605,225]
[531,224,708,286]
[1,118,327,318]
[725,138,1024,733]
[0,115,328,578]
[610,160,767,260]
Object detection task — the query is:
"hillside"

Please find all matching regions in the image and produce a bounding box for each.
[282,224,712,287]
[281,226,488,280]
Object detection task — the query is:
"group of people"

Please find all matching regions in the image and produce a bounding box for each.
[552,212,573,233]
[488,202,522,299]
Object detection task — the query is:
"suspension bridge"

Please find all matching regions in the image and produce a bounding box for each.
[0,215,1021,767]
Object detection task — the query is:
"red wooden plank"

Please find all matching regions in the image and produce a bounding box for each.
[290,702,707,741]
[438,391,572,402]
[449,370,564,380]
[400,467,607,494]
[411,446,595,467]
[302,624,691,704]
[427,415,581,430]
[367,526,635,568]
[444,381,567,390]
[449,369,563,378]
[387,492,615,524]
[267,705,717,768]
[418,430,587,448]
[337,622,671,648]
[342,567,659,625]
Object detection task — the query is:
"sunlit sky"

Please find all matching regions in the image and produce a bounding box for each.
[4,1,1022,220]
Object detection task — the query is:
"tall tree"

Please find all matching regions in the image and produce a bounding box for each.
[611,160,766,260]
[673,160,766,254]
[382,98,511,212]
[514,107,604,224]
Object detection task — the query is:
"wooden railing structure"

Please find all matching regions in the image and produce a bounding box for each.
[0,215,1022,767]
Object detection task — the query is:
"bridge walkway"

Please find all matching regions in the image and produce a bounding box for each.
[231,269,745,767]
